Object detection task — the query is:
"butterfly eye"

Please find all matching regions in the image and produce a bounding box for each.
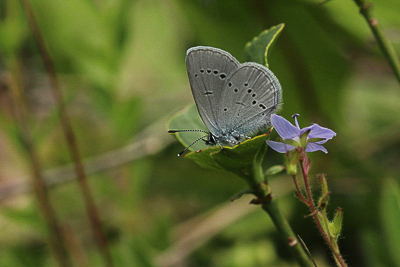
[244,83,249,87]
[234,88,238,93]
[219,73,226,80]
[213,70,219,75]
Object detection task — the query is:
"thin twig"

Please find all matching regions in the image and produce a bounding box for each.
[353,0,400,84]
[0,117,172,202]
[8,58,71,266]
[20,1,113,265]
[297,235,318,267]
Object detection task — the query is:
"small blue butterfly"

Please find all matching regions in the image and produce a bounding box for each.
[169,46,282,156]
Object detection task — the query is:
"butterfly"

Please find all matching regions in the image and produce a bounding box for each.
[169,46,282,156]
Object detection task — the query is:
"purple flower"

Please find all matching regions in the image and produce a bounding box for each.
[267,114,336,154]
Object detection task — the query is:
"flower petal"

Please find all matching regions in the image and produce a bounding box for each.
[300,125,313,135]
[267,140,296,153]
[270,114,300,139]
[315,139,328,145]
[305,142,328,153]
[308,124,336,140]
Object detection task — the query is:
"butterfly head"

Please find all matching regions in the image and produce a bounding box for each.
[168,129,220,156]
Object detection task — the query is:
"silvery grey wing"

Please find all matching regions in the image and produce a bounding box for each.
[217,62,282,136]
[186,46,240,134]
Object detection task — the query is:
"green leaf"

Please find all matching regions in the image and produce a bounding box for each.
[184,133,270,186]
[167,104,209,152]
[230,188,255,201]
[330,208,343,241]
[381,178,400,266]
[265,165,285,176]
[316,211,327,234]
[317,174,330,210]
[185,146,223,172]
[244,24,285,67]
[185,134,269,177]
[210,134,269,181]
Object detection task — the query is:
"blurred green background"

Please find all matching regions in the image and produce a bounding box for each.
[1,0,400,266]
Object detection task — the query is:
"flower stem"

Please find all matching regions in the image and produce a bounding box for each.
[353,0,400,84]
[299,159,347,267]
[292,175,309,205]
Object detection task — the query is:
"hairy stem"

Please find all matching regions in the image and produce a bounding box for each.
[292,175,309,205]
[299,160,347,267]
[353,0,400,84]
[20,0,113,266]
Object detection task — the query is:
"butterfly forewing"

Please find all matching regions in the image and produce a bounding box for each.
[217,62,282,138]
[186,47,239,135]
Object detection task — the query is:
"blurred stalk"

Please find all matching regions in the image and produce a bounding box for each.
[7,58,71,267]
[0,116,172,202]
[353,0,400,84]
[20,0,113,266]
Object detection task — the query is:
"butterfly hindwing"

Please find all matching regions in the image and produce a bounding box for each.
[217,62,282,138]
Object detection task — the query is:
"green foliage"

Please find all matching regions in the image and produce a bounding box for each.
[381,179,400,266]
[0,0,400,265]
[264,165,285,176]
[244,23,285,67]
[330,208,343,241]
[0,1,28,56]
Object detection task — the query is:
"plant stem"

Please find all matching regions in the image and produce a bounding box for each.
[20,1,113,266]
[353,0,400,84]
[250,157,313,266]
[8,58,71,267]
[299,160,347,267]
[292,175,309,205]
[261,198,314,267]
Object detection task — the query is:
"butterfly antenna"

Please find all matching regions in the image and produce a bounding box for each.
[168,129,209,134]
[176,134,210,156]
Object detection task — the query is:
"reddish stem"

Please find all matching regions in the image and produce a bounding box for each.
[299,155,347,267]
[292,175,309,205]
